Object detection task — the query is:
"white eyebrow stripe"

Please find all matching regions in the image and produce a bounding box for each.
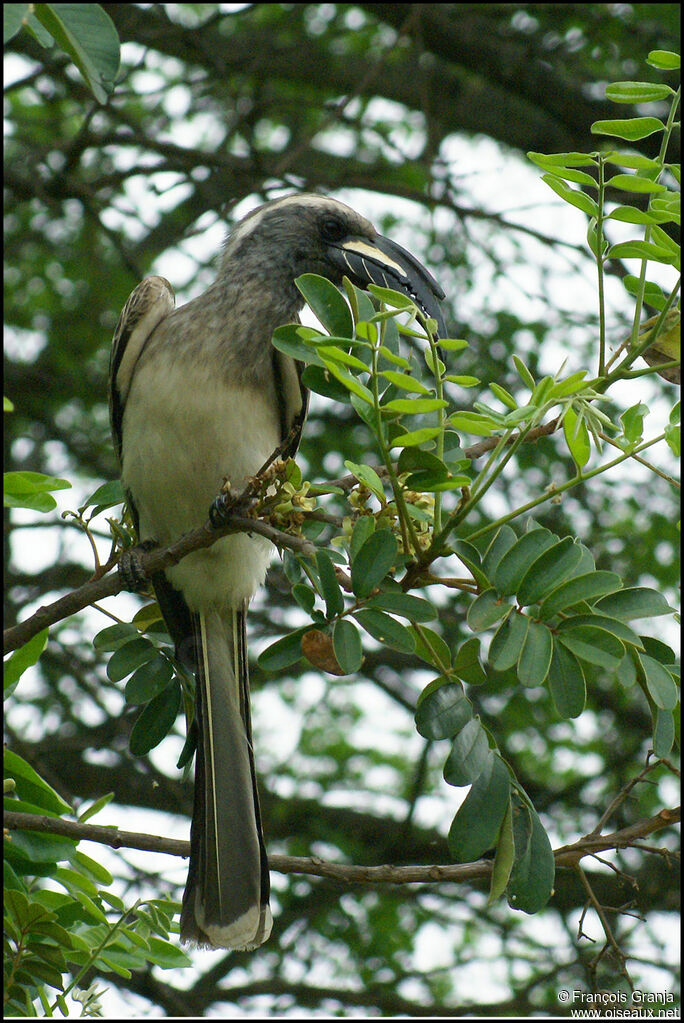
[229,195,374,246]
[342,239,407,276]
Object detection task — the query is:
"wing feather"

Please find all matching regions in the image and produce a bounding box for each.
[109,276,175,464]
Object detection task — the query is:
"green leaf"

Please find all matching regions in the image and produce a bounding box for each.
[467,589,512,632]
[406,471,470,493]
[647,50,680,70]
[620,402,649,445]
[316,550,345,618]
[350,529,397,597]
[133,602,166,632]
[4,628,48,691]
[506,799,555,913]
[595,587,674,621]
[606,174,667,194]
[318,344,369,372]
[557,626,625,671]
[77,793,115,827]
[272,324,326,366]
[665,423,680,457]
[4,470,71,511]
[548,642,586,718]
[453,636,487,685]
[454,539,490,591]
[623,274,667,308]
[415,680,472,740]
[93,622,139,651]
[257,627,309,671]
[382,397,448,415]
[653,708,675,757]
[639,654,679,711]
[443,718,490,787]
[324,360,374,404]
[640,635,677,664]
[146,936,192,969]
[378,345,411,369]
[124,654,174,705]
[516,538,584,607]
[605,81,674,103]
[106,637,157,683]
[607,240,677,265]
[409,624,452,670]
[528,151,598,168]
[4,750,72,815]
[607,204,672,226]
[563,405,591,470]
[295,274,353,337]
[292,583,316,614]
[448,753,511,862]
[332,619,363,674]
[538,571,622,619]
[347,517,375,564]
[517,620,553,687]
[489,800,515,904]
[354,609,416,653]
[512,355,536,391]
[7,824,76,867]
[555,613,643,649]
[548,371,590,401]
[33,3,120,104]
[129,680,181,756]
[540,173,598,217]
[482,524,518,580]
[83,479,125,512]
[530,376,554,406]
[4,5,31,44]
[367,282,416,309]
[366,590,437,622]
[448,411,497,436]
[389,426,443,448]
[489,382,518,411]
[344,461,386,502]
[592,117,665,141]
[615,654,637,688]
[488,613,529,672]
[54,865,98,897]
[540,166,597,187]
[379,371,431,394]
[301,364,352,401]
[397,447,448,476]
[492,528,556,596]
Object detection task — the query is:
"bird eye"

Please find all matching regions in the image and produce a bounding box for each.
[320,216,347,243]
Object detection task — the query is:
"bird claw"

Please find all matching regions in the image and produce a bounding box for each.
[117,540,157,592]
[209,492,233,528]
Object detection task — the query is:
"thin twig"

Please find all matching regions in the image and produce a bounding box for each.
[575,863,634,992]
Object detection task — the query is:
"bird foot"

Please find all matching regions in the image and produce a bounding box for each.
[117,539,158,592]
[209,492,233,528]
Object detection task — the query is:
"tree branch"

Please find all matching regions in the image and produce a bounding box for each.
[3,509,316,655]
[4,418,562,656]
[4,805,678,885]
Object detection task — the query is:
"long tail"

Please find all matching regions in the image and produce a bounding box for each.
[179,604,272,949]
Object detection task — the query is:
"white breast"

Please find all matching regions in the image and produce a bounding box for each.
[122,356,280,610]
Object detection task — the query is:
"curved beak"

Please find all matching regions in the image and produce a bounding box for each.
[329,235,447,339]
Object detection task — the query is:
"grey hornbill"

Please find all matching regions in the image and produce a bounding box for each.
[109,194,446,950]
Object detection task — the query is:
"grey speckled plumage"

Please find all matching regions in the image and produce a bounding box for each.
[109,194,446,950]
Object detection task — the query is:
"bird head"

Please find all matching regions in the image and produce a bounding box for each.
[222,194,447,337]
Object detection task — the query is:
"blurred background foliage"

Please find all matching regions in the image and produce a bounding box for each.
[4,3,680,1016]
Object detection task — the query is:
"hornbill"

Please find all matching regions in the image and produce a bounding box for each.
[109,194,446,950]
